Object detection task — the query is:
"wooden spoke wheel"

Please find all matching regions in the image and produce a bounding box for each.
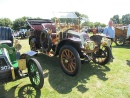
[59,45,81,76]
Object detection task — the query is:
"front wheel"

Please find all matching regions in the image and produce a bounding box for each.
[59,45,81,76]
[92,46,111,65]
[27,58,44,90]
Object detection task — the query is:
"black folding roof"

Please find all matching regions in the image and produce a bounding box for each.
[26,19,53,25]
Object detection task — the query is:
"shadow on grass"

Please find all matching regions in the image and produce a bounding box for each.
[35,53,110,94]
[112,44,130,49]
[0,84,41,98]
[126,60,130,67]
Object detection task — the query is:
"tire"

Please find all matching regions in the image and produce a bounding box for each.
[115,36,125,46]
[92,46,111,65]
[21,34,24,39]
[40,30,52,52]
[18,84,41,98]
[27,58,44,90]
[59,45,81,76]
[30,38,37,51]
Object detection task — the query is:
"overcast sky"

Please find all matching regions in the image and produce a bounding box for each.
[0,0,130,24]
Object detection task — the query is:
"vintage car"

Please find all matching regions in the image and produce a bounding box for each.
[26,12,112,76]
[0,27,44,90]
[19,29,28,39]
[114,25,129,46]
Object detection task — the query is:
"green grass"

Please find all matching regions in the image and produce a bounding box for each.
[0,38,130,98]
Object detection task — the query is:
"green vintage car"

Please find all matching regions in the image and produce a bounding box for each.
[0,40,44,90]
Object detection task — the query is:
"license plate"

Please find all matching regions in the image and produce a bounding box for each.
[0,58,10,70]
[0,66,10,70]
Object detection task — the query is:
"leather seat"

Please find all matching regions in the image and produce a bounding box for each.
[0,27,13,46]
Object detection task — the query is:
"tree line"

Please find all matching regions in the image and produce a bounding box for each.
[111,14,130,25]
[0,16,42,31]
[0,12,130,31]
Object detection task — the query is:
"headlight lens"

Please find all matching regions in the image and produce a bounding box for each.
[84,41,95,50]
[101,37,111,47]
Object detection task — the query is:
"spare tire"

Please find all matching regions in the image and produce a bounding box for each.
[40,30,52,52]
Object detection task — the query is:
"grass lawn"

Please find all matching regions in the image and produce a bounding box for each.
[0,38,130,98]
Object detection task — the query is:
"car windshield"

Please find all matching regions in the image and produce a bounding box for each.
[53,12,78,19]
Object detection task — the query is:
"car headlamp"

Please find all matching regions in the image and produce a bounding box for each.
[101,37,111,47]
[84,41,95,50]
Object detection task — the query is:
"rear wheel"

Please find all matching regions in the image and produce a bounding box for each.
[59,45,81,76]
[30,38,36,51]
[40,30,52,52]
[92,46,111,65]
[115,36,125,46]
[27,58,44,90]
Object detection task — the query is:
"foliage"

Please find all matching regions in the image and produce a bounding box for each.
[111,15,120,24]
[111,14,130,25]
[75,11,81,17]
[87,22,94,28]
[12,16,29,30]
[81,21,90,27]
[85,22,106,28]
[100,23,106,27]
[122,14,130,25]
[12,16,42,30]
[0,18,12,28]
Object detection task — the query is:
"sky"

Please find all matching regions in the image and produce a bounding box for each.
[0,0,130,24]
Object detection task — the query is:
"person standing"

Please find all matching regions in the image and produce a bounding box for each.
[103,20,115,59]
[127,24,130,39]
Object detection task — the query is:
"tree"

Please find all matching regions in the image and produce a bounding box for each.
[13,16,30,30]
[93,22,101,27]
[100,23,106,27]
[88,22,94,28]
[75,11,81,17]
[122,14,130,25]
[119,18,122,24]
[111,15,120,24]
[81,21,89,27]
[0,18,12,27]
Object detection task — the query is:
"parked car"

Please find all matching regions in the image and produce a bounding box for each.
[114,26,128,46]
[26,12,112,76]
[13,31,20,37]
[0,26,44,89]
[19,29,27,39]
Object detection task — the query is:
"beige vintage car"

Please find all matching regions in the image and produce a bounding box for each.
[26,12,112,76]
[114,25,128,46]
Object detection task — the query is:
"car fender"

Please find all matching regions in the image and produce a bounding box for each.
[55,38,82,55]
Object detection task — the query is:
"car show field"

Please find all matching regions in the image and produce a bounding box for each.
[0,38,130,98]
[0,11,130,98]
